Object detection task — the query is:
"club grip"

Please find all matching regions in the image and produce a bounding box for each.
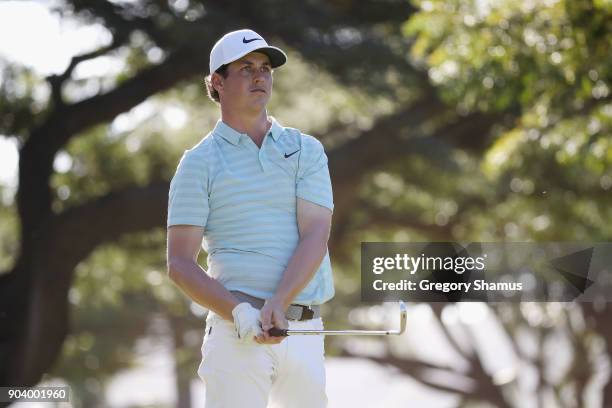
[268,328,288,337]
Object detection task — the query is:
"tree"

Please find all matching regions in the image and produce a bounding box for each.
[332,1,612,406]
[0,0,610,406]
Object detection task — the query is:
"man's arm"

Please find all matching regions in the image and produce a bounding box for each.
[258,198,332,339]
[166,225,240,321]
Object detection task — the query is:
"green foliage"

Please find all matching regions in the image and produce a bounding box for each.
[0,62,45,139]
[325,0,612,312]
[0,204,18,271]
[2,1,611,405]
[50,124,183,212]
[405,0,611,114]
[396,0,612,244]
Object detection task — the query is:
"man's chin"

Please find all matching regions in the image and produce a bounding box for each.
[246,97,270,109]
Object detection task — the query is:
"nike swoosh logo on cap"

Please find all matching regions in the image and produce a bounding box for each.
[243,37,262,44]
[284,150,300,158]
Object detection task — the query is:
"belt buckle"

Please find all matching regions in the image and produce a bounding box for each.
[300,305,314,321]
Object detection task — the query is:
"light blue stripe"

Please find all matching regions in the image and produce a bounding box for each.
[167,118,334,305]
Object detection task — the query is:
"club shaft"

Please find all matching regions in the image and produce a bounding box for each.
[271,329,400,336]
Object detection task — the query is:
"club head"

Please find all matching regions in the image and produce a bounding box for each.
[398,301,407,334]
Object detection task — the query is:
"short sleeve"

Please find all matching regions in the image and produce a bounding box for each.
[296,136,334,211]
[167,151,210,227]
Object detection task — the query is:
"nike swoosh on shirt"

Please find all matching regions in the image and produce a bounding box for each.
[242,37,262,43]
[284,150,300,158]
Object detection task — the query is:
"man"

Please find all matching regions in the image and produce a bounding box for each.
[166,29,335,408]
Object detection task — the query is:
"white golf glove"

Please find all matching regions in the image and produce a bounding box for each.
[232,302,263,343]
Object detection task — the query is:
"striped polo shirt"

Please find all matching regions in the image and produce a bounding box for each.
[167,118,334,305]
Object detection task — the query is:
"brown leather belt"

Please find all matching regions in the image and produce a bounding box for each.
[231,291,320,321]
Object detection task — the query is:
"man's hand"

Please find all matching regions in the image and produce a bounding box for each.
[256,297,289,344]
[232,302,263,343]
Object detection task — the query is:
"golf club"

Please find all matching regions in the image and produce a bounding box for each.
[269,301,407,337]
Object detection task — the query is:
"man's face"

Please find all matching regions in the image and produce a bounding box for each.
[215,52,273,112]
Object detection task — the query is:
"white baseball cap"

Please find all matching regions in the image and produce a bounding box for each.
[209,29,287,74]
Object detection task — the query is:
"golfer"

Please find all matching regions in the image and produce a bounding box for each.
[166,29,334,407]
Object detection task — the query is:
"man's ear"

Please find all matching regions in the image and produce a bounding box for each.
[212,73,224,94]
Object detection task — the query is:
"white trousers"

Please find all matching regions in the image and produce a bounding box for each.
[198,312,327,408]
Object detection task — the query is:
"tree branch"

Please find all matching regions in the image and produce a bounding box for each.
[65,0,171,47]
[339,348,473,397]
[430,303,474,362]
[5,181,169,384]
[18,45,208,247]
[326,103,509,255]
[207,0,433,96]
[46,34,128,106]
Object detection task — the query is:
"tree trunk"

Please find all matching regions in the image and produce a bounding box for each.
[171,317,193,408]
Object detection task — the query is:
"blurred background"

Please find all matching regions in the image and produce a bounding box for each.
[0,0,610,407]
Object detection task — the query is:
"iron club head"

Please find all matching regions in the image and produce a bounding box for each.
[397,301,407,335]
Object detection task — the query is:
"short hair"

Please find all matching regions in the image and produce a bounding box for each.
[204,64,229,103]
